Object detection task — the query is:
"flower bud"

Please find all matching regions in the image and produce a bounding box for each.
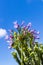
[13,21,19,29]
[21,21,25,26]
[27,22,32,28]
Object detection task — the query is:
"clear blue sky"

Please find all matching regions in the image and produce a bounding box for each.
[0,0,43,65]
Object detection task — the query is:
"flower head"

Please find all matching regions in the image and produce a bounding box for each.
[13,21,19,29]
[27,22,32,28]
[8,30,13,33]
[36,31,40,35]
[10,35,14,39]
[21,21,25,26]
[13,21,18,25]
[30,29,35,33]
[34,35,40,39]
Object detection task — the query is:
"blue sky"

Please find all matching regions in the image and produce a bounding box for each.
[0,0,43,65]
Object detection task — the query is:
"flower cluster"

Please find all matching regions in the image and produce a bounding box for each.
[6,21,40,49]
[5,21,43,65]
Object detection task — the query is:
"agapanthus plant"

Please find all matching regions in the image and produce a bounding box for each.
[6,21,43,65]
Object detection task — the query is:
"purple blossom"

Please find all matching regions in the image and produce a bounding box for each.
[10,35,14,39]
[36,36,40,39]
[27,22,32,28]
[34,35,40,39]
[8,30,13,33]
[13,21,19,29]
[31,30,37,35]
[28,29,30,32]
[30,30,35,33]
[36,31,40,35]
[13,21,18,25]
[25,22,32,30]
[21,21,25,26]
[30,30,40,35]
[14,24,19,29]
[23,26,27,30]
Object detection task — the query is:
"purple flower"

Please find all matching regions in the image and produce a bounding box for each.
[10,35,14,39]
[30,30,35,33]
[13,21,18,25]
[36,31,40,35]
[25,22,32,30]
[30,30,40,35]
[23,26,27,30]
[14,24,19,29]
[27,22,32,28]
[36,36,40,39]
[21,21,25,26]
[34,35,40,39]
[13,21,19,29]
[8,30,13,33]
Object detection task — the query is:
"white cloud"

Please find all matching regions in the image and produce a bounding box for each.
[0,28,7,38]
